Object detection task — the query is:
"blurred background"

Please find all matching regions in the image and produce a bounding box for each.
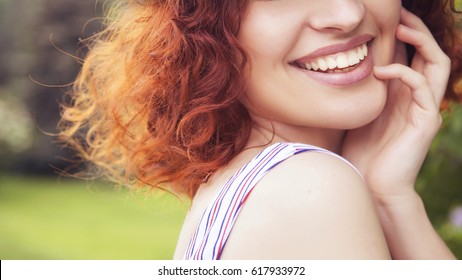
[0,0,462,259]
[0,0,189,260]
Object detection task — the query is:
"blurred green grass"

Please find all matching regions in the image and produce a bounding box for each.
[1,174,461,259]
[0,175,189,259]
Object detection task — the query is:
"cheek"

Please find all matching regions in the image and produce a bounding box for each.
[369,1,401,66]
[238,5,299,61]
[372,0,401,34]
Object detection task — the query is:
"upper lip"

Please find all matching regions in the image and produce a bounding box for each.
[292,34,373,64]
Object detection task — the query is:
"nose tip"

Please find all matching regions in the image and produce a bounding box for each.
[309,1,365,33]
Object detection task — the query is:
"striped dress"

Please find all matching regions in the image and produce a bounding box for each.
[183,142,358,260]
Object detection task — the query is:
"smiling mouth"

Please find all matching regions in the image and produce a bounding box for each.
[292,43,368,73]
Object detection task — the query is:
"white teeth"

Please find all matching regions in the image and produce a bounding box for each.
[318,58,328,71]
[362,44,368,56]
[302,43,368,72]
[326,57,337,69]
[311,61,319,71]
[348,49,360,66]
[337,54,349,68]
[357,47,365,60]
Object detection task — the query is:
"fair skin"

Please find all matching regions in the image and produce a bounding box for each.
[174,0,455,259]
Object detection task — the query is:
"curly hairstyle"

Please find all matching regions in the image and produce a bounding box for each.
[58,0,462,197]
[403,0,462,105]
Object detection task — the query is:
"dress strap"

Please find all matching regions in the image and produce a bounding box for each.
[183,142,359,260]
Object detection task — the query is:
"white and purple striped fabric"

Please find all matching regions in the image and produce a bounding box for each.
[183,142,358,260]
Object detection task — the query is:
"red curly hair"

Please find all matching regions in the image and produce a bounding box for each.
[403,0,462,105]
[59,0,461,198]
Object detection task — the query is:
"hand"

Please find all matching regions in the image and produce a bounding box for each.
[342,8,451,202]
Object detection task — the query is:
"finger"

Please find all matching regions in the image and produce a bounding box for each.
[396,24,449,65]
[374,64,438,112]
[400,8,432,37]
[398,8,450,99]
[395,24,450,104]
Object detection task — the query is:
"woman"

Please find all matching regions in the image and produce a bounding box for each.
[59,0,461,259]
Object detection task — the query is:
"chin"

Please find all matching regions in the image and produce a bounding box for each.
[335,83,388,130]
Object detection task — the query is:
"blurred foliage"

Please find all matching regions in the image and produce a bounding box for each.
[417,103,462,258]
[0,0,105,173]
[418,104,462,226]
[455,0,462,12]
[0,98,34,153]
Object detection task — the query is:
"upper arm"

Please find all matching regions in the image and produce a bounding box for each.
[220,151,391,259]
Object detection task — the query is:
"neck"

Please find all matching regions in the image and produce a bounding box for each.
[245,119,346,154]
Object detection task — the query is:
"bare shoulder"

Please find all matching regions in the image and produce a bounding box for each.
[220,151,391,259]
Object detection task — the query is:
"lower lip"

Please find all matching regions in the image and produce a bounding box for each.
[294,45,373,87]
